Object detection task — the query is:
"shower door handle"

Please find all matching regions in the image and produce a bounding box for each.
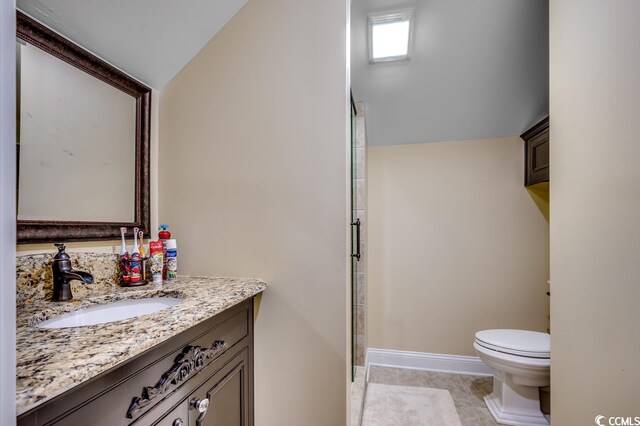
[351,218,361,261]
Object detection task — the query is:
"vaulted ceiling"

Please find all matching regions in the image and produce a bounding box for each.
[17,0,250,89]
[16,0,548,141]
[351,0,549,146]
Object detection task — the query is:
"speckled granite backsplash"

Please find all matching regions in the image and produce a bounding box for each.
[16,252,120,305]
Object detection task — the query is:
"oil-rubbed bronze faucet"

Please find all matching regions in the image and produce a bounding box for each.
[51,243,94,302]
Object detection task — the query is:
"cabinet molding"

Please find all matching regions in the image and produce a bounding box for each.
[126,340,228,418]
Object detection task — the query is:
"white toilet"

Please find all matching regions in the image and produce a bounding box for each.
[474,329,550,426]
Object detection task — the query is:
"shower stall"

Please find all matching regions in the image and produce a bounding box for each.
[350,96,367,378]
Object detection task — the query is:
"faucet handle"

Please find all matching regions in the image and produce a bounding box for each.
[53,243,70,261]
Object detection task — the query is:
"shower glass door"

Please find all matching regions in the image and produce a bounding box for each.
[350,94,358,382]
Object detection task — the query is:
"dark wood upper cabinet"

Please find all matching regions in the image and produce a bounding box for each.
[522,116,549,186]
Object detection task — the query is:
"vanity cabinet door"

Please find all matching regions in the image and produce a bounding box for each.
[153,401,189,426]
[189,347,250,426]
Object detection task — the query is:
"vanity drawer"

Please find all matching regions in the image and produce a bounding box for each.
[21,301,252,426]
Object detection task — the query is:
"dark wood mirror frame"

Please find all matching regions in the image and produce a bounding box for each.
[16,11,151,244]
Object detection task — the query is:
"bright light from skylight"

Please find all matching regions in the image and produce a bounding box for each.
[369,10,414,63]
[372,21,410,59]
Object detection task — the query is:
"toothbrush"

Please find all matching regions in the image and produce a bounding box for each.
[130,227,141,283]
[120,227,129,258]
[132,227,140,257]
[138,230,146,257]
[138,230,146,281]
[120,227,131,284]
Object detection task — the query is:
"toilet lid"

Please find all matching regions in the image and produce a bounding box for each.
[475,329,550,358]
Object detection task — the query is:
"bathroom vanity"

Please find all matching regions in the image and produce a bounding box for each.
[15,276,266,426]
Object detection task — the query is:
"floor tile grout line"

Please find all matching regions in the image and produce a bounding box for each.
[455,373,475,408]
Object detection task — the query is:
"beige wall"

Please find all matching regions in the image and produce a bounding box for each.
[367,137,549,356]
[158,0,349,424]
[550,0,640,422]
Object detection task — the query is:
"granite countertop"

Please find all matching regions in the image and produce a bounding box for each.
[16,276,267,415]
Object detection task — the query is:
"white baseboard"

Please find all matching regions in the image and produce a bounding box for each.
[366,348,494,377]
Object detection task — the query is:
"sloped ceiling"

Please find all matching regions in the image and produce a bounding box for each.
[17,0,250,89]
[351,0,549,146]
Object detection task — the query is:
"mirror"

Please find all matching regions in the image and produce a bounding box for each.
[16,11,151,243]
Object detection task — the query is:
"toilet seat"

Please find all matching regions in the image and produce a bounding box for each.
[475,329,550,358]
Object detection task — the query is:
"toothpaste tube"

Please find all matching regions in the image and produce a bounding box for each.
[149,240,164,284]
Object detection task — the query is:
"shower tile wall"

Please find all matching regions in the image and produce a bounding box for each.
[353,101,367,366]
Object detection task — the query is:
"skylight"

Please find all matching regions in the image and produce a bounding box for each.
[368,9,414,63]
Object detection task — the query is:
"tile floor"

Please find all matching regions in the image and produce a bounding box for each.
[351,366,367,425]
[363,366,499,426]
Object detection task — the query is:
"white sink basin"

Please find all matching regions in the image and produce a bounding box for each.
[36,297,182,329]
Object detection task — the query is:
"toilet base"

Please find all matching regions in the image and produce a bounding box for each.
[484,373,549,426]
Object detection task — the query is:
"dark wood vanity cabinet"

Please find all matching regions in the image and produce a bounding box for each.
[187,347,250,426]
[17,300,255,426]
[522,116,550,186]
[144,347,250,426]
